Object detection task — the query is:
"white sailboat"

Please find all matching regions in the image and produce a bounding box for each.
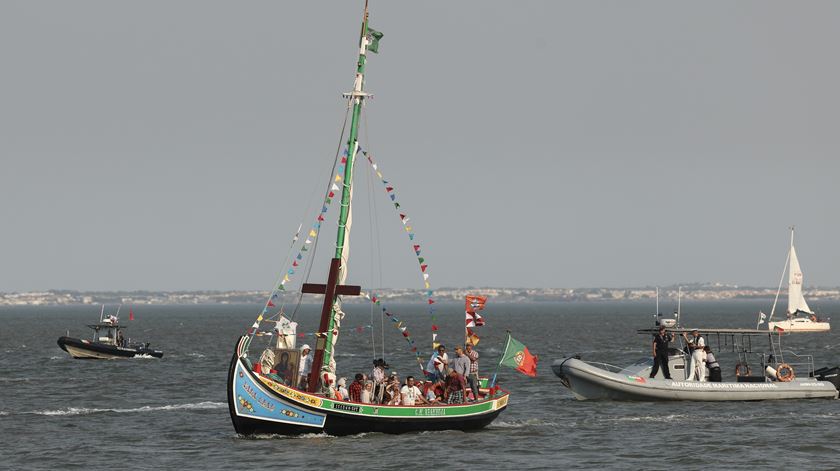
[766,227,830,332]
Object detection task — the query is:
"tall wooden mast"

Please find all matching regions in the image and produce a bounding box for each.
[306,1,373,392]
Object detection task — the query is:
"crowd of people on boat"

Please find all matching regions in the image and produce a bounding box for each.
[650,326,721,382]
[287,342,484,405]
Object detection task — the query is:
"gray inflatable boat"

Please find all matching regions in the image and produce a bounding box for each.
[553,328,838,401]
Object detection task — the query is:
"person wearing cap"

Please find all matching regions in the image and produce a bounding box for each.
[298,344,313,389]
[385,373,401,405]
[649,326,673,380]
[704,346,722,382]
[682,330,706,381]
[426,345,449,382]
[451,346,471,380]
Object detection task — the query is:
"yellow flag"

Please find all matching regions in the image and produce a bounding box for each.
[309,229,317,238]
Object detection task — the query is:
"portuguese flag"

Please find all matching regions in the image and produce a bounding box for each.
[500,333,538,377]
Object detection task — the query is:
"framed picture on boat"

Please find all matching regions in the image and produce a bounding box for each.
[259,348,300,387]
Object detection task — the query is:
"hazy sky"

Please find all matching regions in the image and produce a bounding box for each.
[2,1,838,292]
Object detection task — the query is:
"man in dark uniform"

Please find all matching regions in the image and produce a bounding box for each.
[650,326,673,379]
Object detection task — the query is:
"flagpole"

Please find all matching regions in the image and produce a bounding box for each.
[489,331,512,388]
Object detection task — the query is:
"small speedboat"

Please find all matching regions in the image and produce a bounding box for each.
[58,311,163,359]
[553,327,838,401]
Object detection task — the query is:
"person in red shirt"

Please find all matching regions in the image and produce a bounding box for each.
[348,373,364,402]
[444,369,467,404]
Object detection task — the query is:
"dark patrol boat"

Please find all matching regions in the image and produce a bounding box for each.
[58,308,163,359]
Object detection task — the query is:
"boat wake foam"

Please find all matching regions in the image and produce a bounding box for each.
[24,401,226,417]
[490,418,558,428]
[132,354,156,359]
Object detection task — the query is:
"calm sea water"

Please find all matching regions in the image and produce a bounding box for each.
[2,300,839,470]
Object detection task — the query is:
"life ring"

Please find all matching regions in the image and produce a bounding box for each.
[735,362,751,377]
[776,363,795,382]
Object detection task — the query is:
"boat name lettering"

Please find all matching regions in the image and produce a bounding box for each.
[242,382,258,400]
[414,407,445,416]
[257,396,276,412]
[332,403,360,413]
[670,382,777,389]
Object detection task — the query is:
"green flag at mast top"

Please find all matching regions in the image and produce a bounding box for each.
[317,0,384,390]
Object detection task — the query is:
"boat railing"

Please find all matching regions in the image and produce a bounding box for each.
[774,350,816,377]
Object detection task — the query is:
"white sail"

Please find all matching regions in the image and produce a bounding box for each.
[787,245,813,315]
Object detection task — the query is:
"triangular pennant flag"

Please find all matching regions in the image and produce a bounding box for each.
[317,215,324,221]
[293,261,299,267]
[331,183,340,191]
[322,205,328,213]
[268,300,275,307]
[328,191,334,198]
[325,198,331,204]
[309,229,317,237]
[390,194,396,201]
[335,174,342,182]
[278,284,285,290]
[372,163,378,170]
[301,245,308,251]
[394,203,400,209]
[432,342,440,350]
[421,264,428,272]
[401,214,407,220]
[432,326,438,332]
[305,238,312,244]
[283,274,290,282]
[296,253,303,260]
[409,234,414,240]
[413,244,420,251]
[423,273,430,280]
[428,299,434,304]
[418,257,425,264]
[341,156,347,164]
[287,269,294,275]
[424,282,430,289]
[386,186,394,192]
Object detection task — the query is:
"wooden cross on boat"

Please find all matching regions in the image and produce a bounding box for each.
[301,257,361,393]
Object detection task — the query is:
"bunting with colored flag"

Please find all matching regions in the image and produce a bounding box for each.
[499,333,538,377]
[362,148,438,348]
[466,327,480,346]
[465,294,487,333]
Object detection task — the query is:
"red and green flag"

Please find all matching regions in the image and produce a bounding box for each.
[500,334,538,377]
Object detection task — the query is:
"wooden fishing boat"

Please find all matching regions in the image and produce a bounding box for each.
[227,1,509,436]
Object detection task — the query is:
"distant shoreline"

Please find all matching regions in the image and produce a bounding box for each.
[2,285,839,306]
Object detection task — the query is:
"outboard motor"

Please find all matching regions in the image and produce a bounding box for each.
[814,366,840,391]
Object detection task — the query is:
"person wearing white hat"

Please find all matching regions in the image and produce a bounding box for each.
[336,377,349,400]
[298,344,313,389]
